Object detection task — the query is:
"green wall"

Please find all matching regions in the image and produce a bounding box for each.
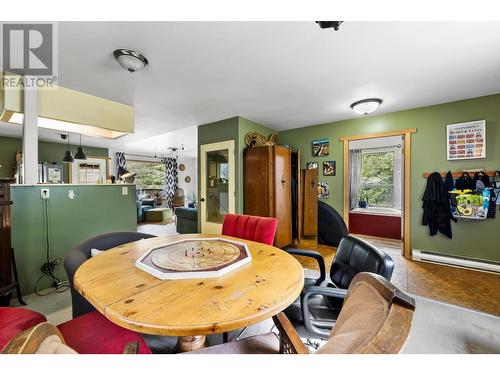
[0,135,108,182]
[197,116,274,225]
[11,184,137,294]
[279,94,500,262]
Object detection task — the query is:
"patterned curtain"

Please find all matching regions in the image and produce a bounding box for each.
[162,158,178,208]
[116,152,127,178]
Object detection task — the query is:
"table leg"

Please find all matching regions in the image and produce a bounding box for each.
[178,335,206,352]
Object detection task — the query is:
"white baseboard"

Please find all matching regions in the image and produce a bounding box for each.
[412,249,500,274]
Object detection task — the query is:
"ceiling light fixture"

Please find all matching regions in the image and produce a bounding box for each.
[316,21,343,31]
[63,132,74,163]
[350,98,382,115]
[74,134,87,160]
[113,49,149,73]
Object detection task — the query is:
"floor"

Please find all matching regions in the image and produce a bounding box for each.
[288,235,500,316]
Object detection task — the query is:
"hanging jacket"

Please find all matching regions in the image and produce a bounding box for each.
[422,172,453,239]
[444,171,454,197]
[473,171,491,188]
[455,172,475,191]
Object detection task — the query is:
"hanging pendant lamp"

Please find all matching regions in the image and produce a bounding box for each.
[63,132,74,163]
[74,134,87,160]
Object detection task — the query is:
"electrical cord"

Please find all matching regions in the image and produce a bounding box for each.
[34,197,69,296]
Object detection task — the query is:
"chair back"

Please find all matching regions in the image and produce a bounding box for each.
[2,322,76,354]
[318,201,348,247]
[330,235,394,289]
[316,272,415,354]
[64,232,156,318]
[222,214,278,245]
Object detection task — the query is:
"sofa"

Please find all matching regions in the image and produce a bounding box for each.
[175,207,198,234]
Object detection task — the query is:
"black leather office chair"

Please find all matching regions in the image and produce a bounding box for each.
[285,235,395,339]
[64,231,156,319]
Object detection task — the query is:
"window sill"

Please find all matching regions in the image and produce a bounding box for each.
[350,207,402,217]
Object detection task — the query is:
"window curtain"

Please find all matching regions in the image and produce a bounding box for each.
[115,152,127,178]
[162,158,178,208]
[349,149,362,210]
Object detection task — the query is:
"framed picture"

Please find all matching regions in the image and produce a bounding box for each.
[447,120,486,160]
[312,138,329,156]
[323,161,336,176]
[306,162,318,169]
[318,181,329,199]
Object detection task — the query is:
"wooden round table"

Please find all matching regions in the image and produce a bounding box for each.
[74,233,304,352]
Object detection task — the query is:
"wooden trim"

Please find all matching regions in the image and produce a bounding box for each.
[126,158,162,164]
[342,130,415,259]
[422,170,497,179]
[403,133,412,259]
[342,140,350,228]
[339,128,417,142]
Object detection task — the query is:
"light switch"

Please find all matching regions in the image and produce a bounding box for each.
[122,187,128,195]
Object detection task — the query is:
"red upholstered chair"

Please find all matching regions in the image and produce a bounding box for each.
[1,307,151,354]
[57,311,151,354]
[222,214,278,246]
[0,307,47,352]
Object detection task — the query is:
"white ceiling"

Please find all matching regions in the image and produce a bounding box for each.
[1,21,500,154]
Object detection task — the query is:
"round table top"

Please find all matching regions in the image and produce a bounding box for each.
[74,233,304,336]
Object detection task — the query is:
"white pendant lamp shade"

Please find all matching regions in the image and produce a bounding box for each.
[351,98,382,115]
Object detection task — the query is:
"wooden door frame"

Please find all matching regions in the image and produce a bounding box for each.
[199,140,236,234]
[340,128,416,258]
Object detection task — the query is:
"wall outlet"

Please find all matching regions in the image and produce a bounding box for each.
[122,186,128,195]
[68,190,75,199]
[40,188,50,200]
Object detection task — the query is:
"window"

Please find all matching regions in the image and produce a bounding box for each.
[126,160,166,190]
[359,151,395,207]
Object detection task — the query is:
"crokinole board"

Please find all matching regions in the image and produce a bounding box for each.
[135,238,252,280]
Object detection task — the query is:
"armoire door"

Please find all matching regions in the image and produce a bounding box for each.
[302,168,318,237]
[244,146,273,217]
[273,146,292,248]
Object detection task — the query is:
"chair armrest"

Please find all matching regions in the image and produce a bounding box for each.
[301,286,348,339]
[286,249,326,285]
[272,313,309,354]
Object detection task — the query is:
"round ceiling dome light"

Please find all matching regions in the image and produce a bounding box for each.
[113,48,149,73]
[350,98,382,115]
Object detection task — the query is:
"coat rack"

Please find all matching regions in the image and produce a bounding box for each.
[422,171,497,179]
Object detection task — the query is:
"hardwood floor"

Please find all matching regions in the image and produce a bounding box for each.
[287,236,500,316]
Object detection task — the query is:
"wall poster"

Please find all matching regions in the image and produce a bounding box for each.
[447,120,486,160]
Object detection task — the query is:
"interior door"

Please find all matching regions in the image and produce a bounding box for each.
[200,140,236,234]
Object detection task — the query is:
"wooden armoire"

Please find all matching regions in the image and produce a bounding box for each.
[244,146,317,248]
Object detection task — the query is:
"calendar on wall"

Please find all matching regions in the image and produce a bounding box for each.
[446,120,486,160]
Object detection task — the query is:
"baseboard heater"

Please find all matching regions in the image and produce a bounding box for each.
[412,249,500,274]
